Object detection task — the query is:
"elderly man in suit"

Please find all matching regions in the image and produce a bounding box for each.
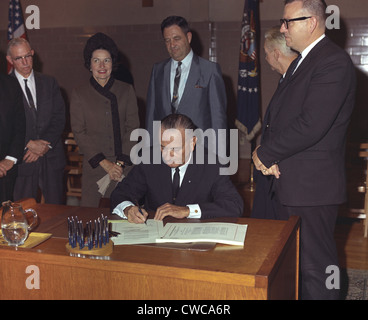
[252,0,356,299]
[263,26,298,79]
[7,38,66,204]
[111,114,243,223]
[251,26,298,220]
[145,16,227,152]
[0,73,26,203]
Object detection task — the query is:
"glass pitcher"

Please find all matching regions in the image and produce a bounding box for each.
[1,201,38,247]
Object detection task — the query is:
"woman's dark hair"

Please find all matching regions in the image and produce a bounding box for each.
[83,32,119,70]
[160,16,190,35]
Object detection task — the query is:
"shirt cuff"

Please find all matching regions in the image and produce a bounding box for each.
[112,201,135,219]
[5,156,17,164]
[186,204,201,218]
[88,152,106,169]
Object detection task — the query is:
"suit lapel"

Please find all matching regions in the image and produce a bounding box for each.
[268,52,305,122]
[10,71,38,123]
[269,37,329,123]
[9,71,28,106]
[163,60,172,114]
[156,161,175,203]
[263,74,290,130]
[175,149,204,204]
[175,162,197,204]
[288,36,329,84]
[34,72,44,115]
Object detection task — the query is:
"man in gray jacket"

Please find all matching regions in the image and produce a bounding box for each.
[146,16,228,152]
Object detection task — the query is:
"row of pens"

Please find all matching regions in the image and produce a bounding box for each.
[67,214,120,250]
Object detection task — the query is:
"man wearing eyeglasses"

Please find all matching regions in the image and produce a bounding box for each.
[6,38,66,204]
[252,0,356,300]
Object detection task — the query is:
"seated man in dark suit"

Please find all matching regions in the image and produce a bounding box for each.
[110,114,243,223]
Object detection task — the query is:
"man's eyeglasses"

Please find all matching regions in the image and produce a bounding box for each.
[280,16,312,29]
[12,52,33,62]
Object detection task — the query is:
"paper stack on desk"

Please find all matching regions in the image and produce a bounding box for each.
[157,222,247,246]
[110,220,247,246]
[110,220,164,245]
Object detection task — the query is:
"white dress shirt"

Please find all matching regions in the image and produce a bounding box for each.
[14,69,37,109]
[4,70,37,164]
[170,50,193,104]
[293,34,325,74]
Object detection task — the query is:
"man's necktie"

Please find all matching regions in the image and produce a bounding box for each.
[171,61,182,113]
[290,54,302,75]
[24,79,37,121]
[172,167,180,204]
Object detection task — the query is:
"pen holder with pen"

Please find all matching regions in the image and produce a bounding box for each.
[66,214,113,256]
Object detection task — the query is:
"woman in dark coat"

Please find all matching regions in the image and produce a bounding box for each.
[70,33,139,207]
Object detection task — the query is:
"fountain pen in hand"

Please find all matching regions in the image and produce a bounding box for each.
[135,201,147,225]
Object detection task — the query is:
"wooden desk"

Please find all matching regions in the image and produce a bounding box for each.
[0,199,300,300]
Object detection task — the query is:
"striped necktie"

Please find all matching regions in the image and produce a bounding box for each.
[171,61,182,113]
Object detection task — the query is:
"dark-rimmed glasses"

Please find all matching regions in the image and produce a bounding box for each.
[280,16,312,29]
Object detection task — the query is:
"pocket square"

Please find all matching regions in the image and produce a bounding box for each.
[194,79,204,88]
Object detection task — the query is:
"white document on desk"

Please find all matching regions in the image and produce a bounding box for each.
[156,222,248,246]
[110,219,164,245]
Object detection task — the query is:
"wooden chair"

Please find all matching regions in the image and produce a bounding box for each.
[358,143,368,238]
[64,133,83,198]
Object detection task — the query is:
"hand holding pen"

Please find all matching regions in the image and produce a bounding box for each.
[123,201,148,224]
[135,200,147,225]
